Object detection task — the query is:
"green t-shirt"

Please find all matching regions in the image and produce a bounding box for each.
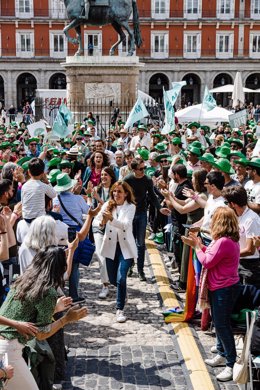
[0,287,57,345]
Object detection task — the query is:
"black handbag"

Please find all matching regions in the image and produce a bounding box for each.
[58,195,95,266]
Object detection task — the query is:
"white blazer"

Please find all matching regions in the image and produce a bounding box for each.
[95,201,138,260]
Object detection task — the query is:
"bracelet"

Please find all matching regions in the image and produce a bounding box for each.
[0,367,7,380]
[0,232,7,235]
[12,211,19,218]
[192,194,199,201]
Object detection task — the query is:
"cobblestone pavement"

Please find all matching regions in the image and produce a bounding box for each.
[63,248,241,390]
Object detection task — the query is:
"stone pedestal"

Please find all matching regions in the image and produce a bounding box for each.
[61,56,144,108]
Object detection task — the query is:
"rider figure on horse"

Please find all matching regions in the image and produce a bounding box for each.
[81,0,91,20]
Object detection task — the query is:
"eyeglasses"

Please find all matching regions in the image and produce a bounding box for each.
[230,144,238,149]
[160,159,168,163]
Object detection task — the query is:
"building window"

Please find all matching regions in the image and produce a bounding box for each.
[16,31,34,57]
[216,33,234,58]
[151,32,169,58]
[15,0,33,18]
[50,32,67,58]
[184,0,202,19]
[183,32,201,58]
[118,35,135,56]
[251,0,260,19]
[151,0,169,19]
[84,32,102,56]
[250,33,260,58]
[50,0,67,18]
[217,0,234,19]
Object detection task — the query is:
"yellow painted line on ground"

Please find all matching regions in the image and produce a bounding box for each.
[147,240,215,390]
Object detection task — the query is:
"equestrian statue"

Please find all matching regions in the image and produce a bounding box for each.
[63,0,143,56]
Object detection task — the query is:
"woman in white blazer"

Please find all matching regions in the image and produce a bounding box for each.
[95,181,137,323]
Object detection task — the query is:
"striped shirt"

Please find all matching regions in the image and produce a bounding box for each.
[21,179,56,219]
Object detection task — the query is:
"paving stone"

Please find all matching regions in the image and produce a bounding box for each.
[61,252,240,390]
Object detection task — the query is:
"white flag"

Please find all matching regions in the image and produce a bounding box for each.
[27,120,47,137]
[168,81,187,106]
[125,97,149,129]
[202,86,217,111]
[162,88,175,135]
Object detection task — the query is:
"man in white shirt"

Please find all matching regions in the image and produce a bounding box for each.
[245,158,260,214]
[223,185,260,287]
[129,125,151,152]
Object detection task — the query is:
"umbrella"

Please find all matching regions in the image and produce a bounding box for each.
[232,72,245,109]
[176,104,232,123]
[209,84,254,93]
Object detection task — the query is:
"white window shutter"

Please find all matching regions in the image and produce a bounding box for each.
[216,34,220,56]
[197,33,201,57]
[230,34,234,56]
[165,33,169,57]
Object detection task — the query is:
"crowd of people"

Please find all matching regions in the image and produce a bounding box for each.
[0,109,259,388]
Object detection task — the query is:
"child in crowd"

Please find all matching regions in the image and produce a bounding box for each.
[21,158,56,223]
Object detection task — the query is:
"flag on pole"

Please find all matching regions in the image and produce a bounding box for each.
[52,104,73,138]
[162,88,175,134]
[168,81,187,106]
[125,97,149,129]
[202,86,217,111]
[27,120,47,137]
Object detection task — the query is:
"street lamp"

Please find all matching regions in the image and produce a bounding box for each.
[254,76,258,86]
[189,77,193,85]
[157,77,162,86]
[220,77,225,85]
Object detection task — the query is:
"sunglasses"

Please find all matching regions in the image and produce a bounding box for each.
[30,143,37,146]
[137,167,145,171]
[160,159,168,163]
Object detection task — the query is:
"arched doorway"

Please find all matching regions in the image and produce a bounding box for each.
[245,73,260,105]
[181,74,201,107]
[17,73,37,109]
[0,76,4,108]
[213,73,233,107]
[149,73,169,103]
[49,73,67,89]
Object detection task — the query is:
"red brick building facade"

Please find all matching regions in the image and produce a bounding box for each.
[0,0,260,108]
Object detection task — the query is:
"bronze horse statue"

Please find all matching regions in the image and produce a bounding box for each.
[63,0,142,56]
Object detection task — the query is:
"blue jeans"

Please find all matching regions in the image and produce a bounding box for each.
[106,244,132,310]
[133,211,147,273]
[69,261,79,300]
[209,282,241,367]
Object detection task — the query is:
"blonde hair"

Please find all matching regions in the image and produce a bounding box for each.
[211,207,239,242]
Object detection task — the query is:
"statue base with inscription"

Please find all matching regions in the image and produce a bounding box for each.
[61,56,144,121]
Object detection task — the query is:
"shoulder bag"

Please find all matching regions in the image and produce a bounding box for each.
[58,195,95,266]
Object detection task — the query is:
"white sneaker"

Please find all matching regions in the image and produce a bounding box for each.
[98,286,109,299]
[205,354,226,367]
[216,366,233,382]
[148,233,156,240]
[116,309,126,323]
[210,345,218,353]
